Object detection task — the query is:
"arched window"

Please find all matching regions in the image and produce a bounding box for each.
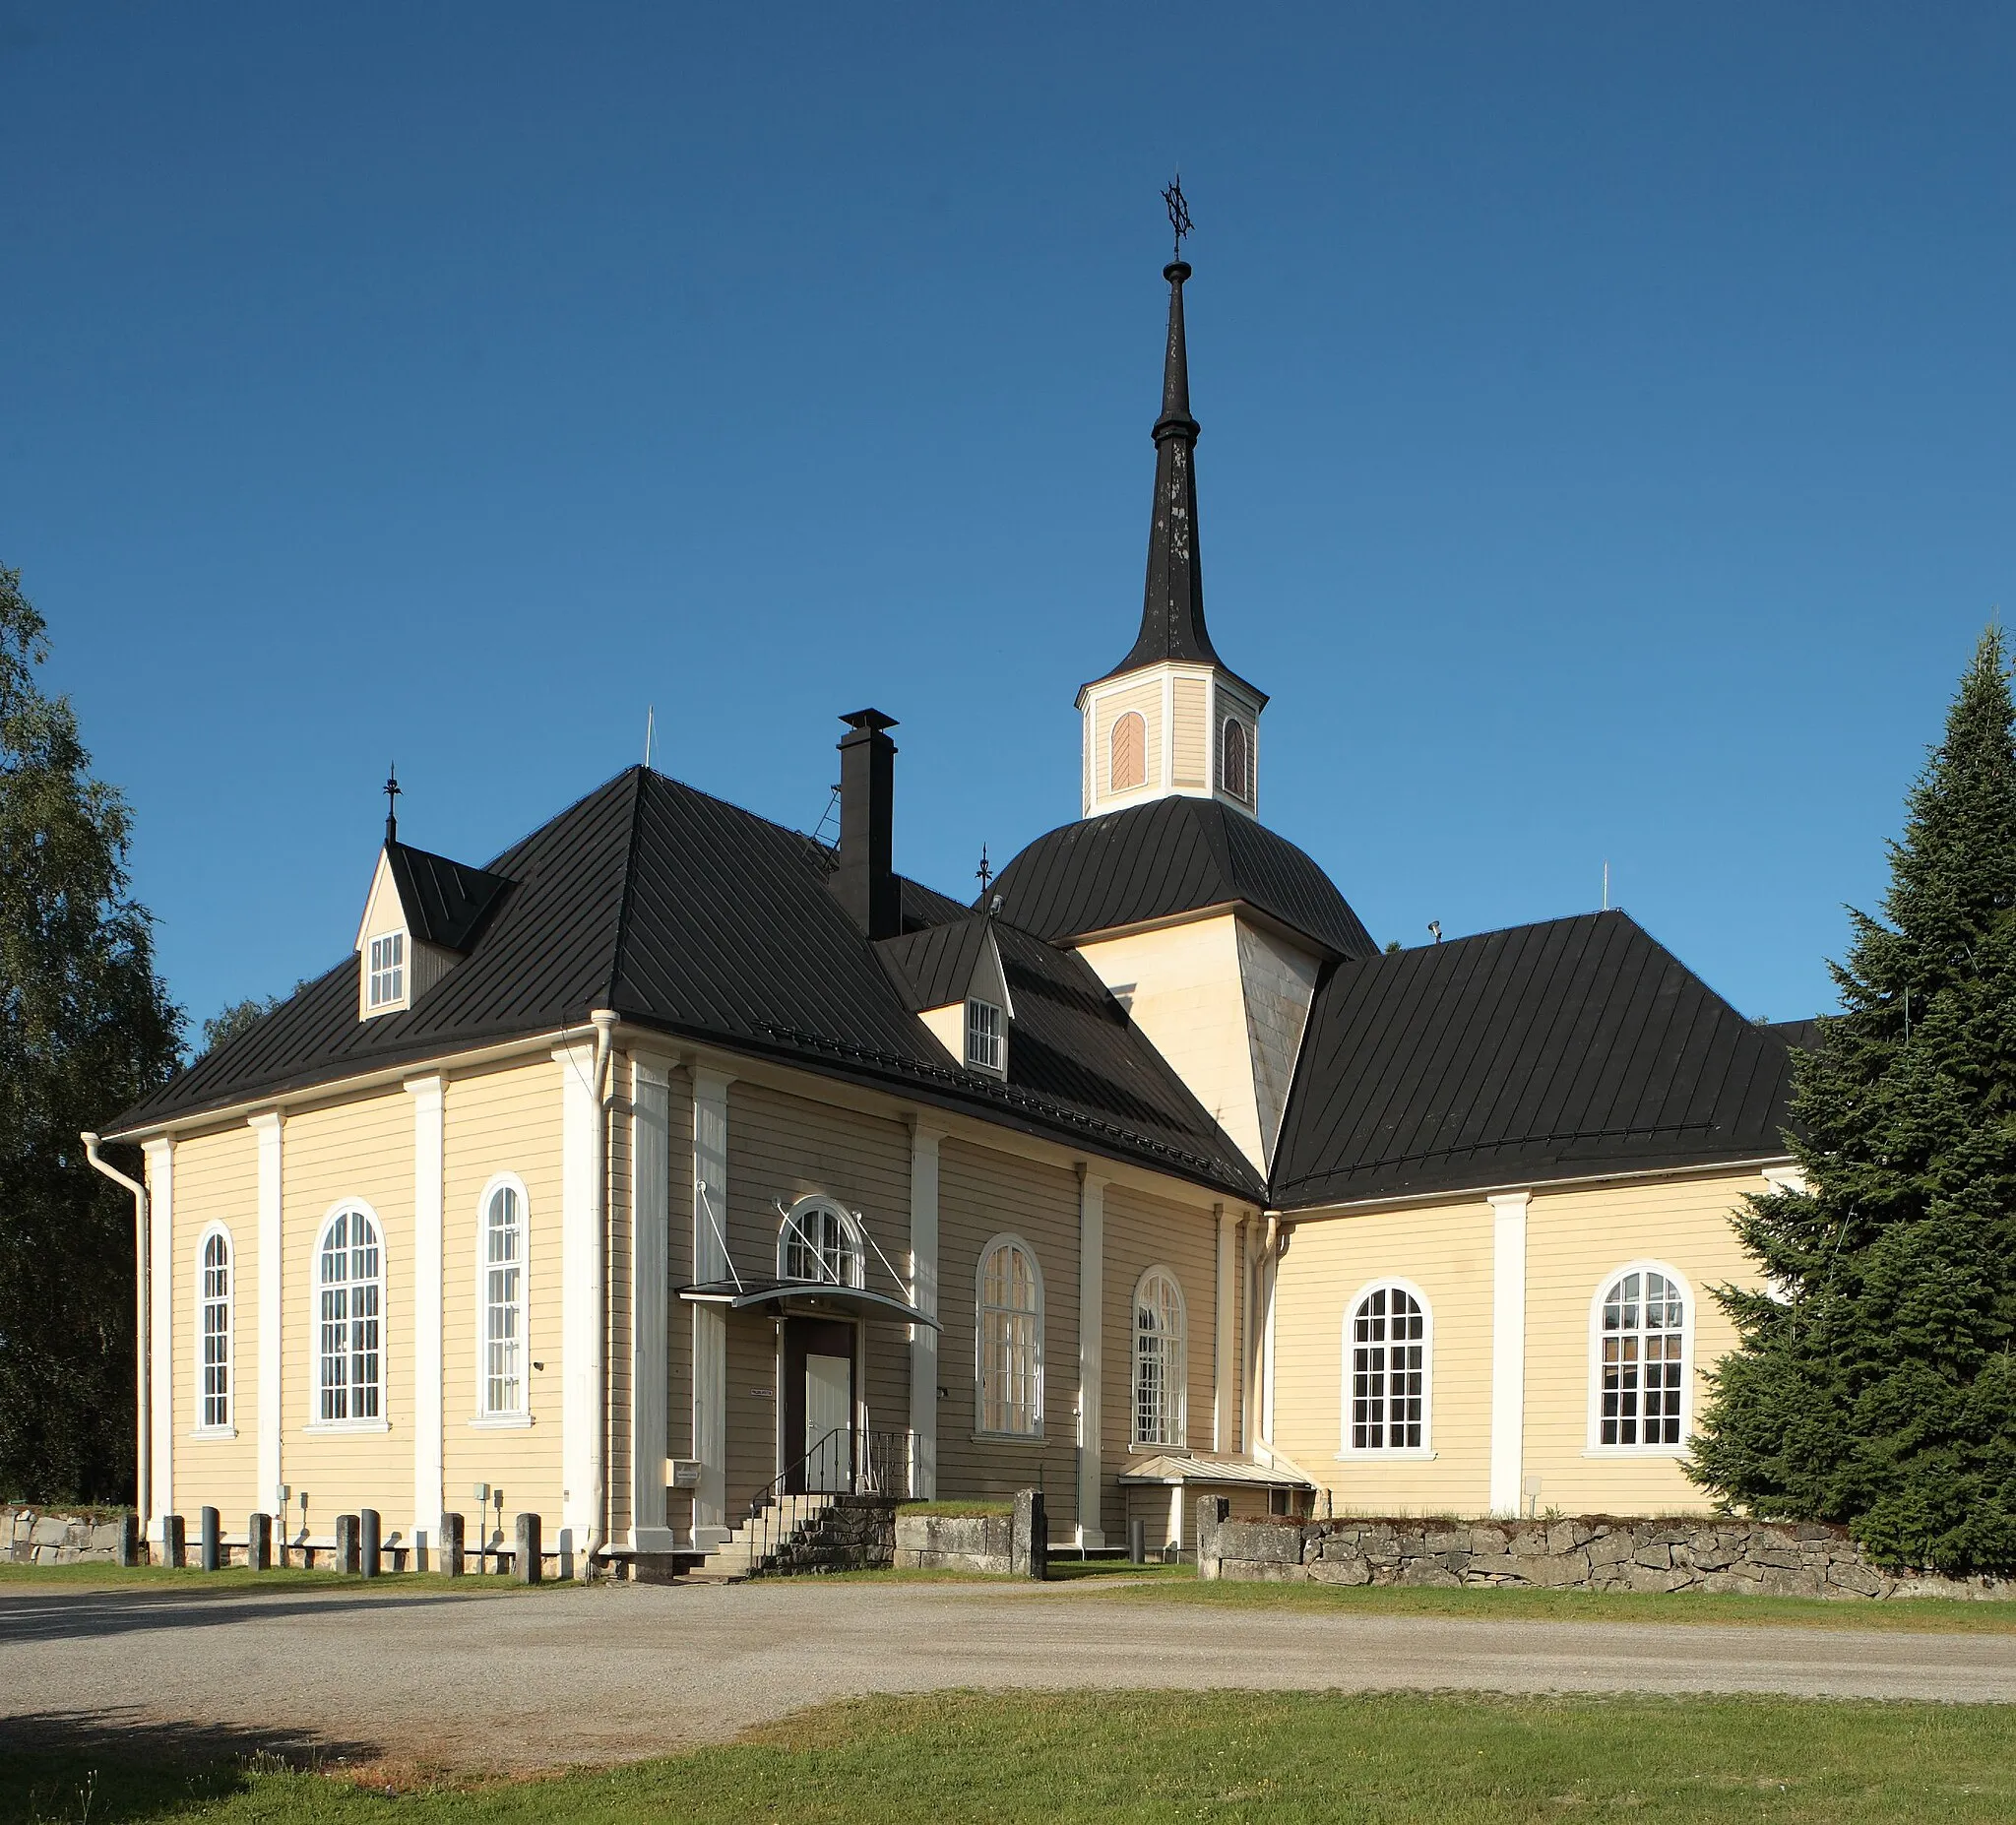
[316,1204,383,1423]
[1220,718,1250,803]
[1345,1282,1429,1453]
[1133,1267,1187,1447]
[197,1227,232,1432]
[976,1234,1042,1436]
[779,1196,864,1288]
[1110,710,1147,792]
[1592,1265,1689,1449]
[479,1176,529,1417]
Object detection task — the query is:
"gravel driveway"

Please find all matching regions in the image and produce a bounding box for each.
[4,1579,2015,1773]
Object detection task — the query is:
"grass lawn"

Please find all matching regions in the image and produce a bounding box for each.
[1089,1571,2016,1634]
[6,1691,2016,1823]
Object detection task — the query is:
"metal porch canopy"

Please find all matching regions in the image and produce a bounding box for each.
[676,1276,941,1330]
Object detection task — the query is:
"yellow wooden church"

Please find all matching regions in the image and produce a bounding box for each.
[91,243,1804,1574]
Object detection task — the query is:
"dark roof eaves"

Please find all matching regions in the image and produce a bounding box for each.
[1270,1146,1799,1216]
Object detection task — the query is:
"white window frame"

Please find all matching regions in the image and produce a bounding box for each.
[1131,1265,1188,1449]
[472,1171,532,1426]
[192,1222,235,1437]
[307,1199,389,1432]
[1337,1277,1434,1460]
[1586,1259,1694,1458]
[975,1232,1044,1439]
[367,929,407,1011]
[778,1195,866,1290]
[966,998,1004,1075]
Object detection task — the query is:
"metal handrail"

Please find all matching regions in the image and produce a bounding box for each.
[740,1427,909,1577]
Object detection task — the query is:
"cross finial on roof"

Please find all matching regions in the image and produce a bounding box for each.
[976,843,993,897]
[384,763,401,845]
[1163,173,1192,263]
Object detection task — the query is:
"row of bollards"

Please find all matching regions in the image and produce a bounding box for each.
[142,1507,545,1580]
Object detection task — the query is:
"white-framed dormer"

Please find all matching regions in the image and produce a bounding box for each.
[353,848,459,1020]
[915,923,1016,1080]
[1076,661,1262,821]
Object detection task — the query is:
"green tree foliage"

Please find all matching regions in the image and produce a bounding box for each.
[1691,627,2016,1574]
[200,995,279,1056]
[0,566,181,1501]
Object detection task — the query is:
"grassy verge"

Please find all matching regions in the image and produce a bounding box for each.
[1095,1571,2016,1633]
[894,1499,1013,1517]
[0,1563,554,1596]
[8,1690,2016,1822]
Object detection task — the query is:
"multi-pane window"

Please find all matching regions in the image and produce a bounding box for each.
[966,999,1003,1073]
[1110,710,1147,792]
[317,1206,382,1422]
[1220,718,1250,803]
[1599,1269,1686,1447]
[780,1198,863,1288]
[367,931,405,1008]
[977,1236,1042,1435]
[200,1229,231,1430]
[1133,1267,1186,1447]
[482,1183,526,1416]
[1350,1285,1425,1451]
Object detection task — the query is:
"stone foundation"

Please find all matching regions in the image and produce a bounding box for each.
[1194,1504,2016,1602]
[893,1492,1046,1576]
[766,1495,896,1574]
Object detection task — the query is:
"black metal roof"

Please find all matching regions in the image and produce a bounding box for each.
[1269,911,1798,1210]
[110,769,1263,1197]
[987,795,1377,961]
[383,841,512,952]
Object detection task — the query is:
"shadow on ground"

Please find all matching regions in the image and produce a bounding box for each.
[0,1588,494,1646]
[0,1710,383,1824]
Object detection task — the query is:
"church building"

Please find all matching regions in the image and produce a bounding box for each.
[94,241,1804,1571]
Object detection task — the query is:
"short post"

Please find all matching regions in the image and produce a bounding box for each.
[198,1507,220,1572]
[336,1513,360,1575]
[359,1509,381,1578]
[114,1511,144,1568]
[1012,1488,1047,1580]
[514,1511,541,1584]
[162,1513,187,1570]
[412,1528,429,1574]
[1127,1515,1146,1565]
[1194,1496,1229,1581]
[440,1512,465,1577]
[246,1512,272,1572]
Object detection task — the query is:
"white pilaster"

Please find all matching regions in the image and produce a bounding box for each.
[690,1066,733,1546]
[1213,1205,1235,1452]
[143,1137,174,1542]
[248,1112,284,1522]
[556,1041,599,1540]
[1075,1168,1105,1547]
[630,1054,675,1550]
[1488,1191,1531,1517]
[907,1124,942,1498]
[406,1077,444,1548]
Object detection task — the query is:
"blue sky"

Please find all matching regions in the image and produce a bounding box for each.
[4,2,2011,1040]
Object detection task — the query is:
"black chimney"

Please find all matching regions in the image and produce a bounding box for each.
[832,709,900,939]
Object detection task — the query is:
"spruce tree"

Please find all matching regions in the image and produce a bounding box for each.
[0,565,181,1501]
[1691,627,2016,1574]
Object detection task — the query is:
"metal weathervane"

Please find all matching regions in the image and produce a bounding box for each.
[1163,174,1192,261]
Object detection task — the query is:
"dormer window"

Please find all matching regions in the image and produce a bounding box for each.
[367,932,406,1009]
[966,998,1004,1074]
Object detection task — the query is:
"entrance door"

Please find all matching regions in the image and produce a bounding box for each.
[782,1316,855,1494]
[804,1353,851,1492]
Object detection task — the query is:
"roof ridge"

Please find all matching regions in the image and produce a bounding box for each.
[604,765,651,1012]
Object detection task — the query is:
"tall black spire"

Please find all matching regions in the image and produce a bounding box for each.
[1105,190,1224,677]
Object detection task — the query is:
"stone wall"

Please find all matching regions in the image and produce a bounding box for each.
[5,1506,140,1565]
[893,1493,1047,1577]
[1195,1504,2016,1602]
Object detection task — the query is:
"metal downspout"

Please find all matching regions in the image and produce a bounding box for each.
[586,1010,617,1578]
[83,1133,149,1529]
